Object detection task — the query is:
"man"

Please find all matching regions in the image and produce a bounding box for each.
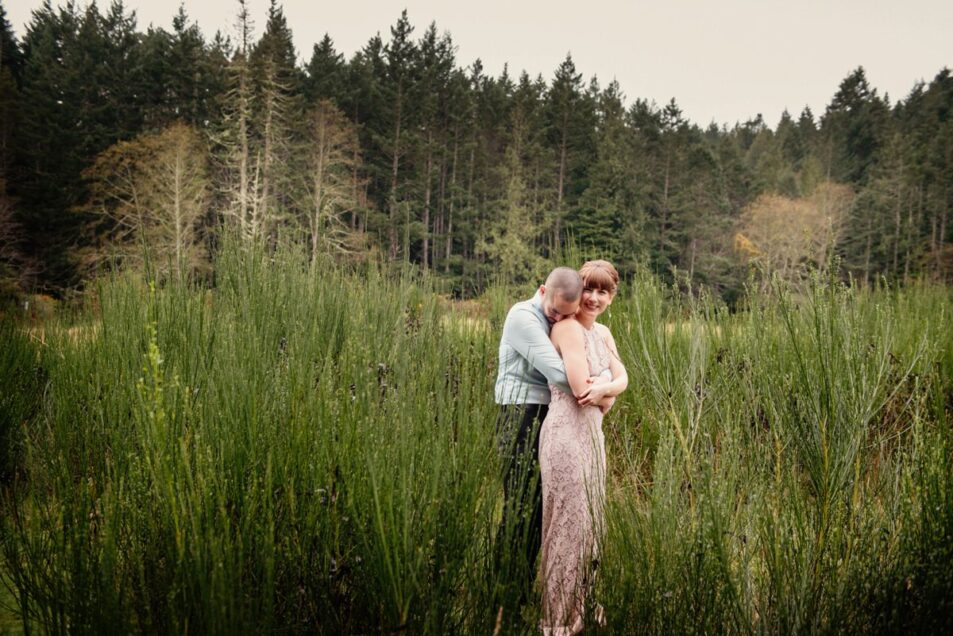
[494,266,610,606]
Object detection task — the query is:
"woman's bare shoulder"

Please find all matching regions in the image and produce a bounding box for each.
[551,317,584,338]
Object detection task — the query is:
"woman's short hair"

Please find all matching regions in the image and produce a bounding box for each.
[579,260,619,293]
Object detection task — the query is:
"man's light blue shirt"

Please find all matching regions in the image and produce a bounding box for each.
[494,291,572,404]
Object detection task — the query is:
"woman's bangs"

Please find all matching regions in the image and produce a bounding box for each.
[581,263,617,292]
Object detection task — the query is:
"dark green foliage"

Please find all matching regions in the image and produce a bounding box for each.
[0,2,22,82]
[304,34,345,103]
[0,3,951,298]
[0,318,43,483]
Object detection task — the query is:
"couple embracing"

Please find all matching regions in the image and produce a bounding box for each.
[495,260,628,634]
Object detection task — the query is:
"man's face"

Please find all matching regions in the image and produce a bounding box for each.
[541,287,580,324]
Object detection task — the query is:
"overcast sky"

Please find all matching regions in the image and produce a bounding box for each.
[5,0,952,127]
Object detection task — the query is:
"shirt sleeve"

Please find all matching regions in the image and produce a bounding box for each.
[503,306,573,395]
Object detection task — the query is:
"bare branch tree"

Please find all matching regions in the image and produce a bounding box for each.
[736,182,854,289]
[80,123,209,279]
[300,99,364,263]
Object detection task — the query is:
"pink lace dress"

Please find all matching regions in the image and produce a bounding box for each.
[539,324,610,635]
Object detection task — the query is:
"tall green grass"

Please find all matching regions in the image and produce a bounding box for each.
[599,275,953,634]
[2,246,952,634]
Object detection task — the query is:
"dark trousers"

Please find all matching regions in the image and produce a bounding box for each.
[495,403,549,600]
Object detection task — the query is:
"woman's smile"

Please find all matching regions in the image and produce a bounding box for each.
[579,288,612,316]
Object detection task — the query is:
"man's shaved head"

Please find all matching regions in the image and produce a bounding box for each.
[545,267,583,302]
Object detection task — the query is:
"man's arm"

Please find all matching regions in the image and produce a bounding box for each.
[502,306,573,395]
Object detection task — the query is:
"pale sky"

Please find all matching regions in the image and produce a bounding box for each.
[5,0,952,127]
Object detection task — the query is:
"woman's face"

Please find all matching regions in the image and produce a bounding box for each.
[578,285,614,319]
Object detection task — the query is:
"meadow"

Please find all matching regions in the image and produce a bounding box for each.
[2,243,952,634]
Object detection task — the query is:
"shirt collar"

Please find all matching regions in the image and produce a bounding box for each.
[530,289,550,325]
[531,288,543,308]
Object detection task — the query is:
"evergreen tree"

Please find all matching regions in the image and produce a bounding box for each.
[573,81,639,264]
[653,99,691,272]
[545,54,585,250]
[439,66,475,279]
[479,106,542,284]
[820,67,890,184]
[304,33,345,104]
[15,1,86,286]
[0,2,25,293]
[0,1,19,182]
[2,0,949,294]
[382,10,417,260]
[137,5,226,129]
[469,64,514,287]
[415,22,454,270]
[250,0,304,237]
[0,1,22,82]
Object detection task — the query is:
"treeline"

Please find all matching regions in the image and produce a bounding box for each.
[1,0,952,300]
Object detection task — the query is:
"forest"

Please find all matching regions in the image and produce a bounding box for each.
[0,0,951,302]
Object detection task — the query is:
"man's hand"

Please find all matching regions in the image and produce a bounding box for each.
[577,380,613,407]
[586,374,608,386]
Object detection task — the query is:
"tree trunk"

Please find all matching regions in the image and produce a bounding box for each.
[892,187,902,278]
[555,131,567,251]
[659,154,671,260]
[238,66,251,239]
[435,143,448,270]
[173,146,184,279]
[445,137,458,273]
[939,201,948,276]
[389,80,403,260]
[864,215,873,287]
[422,129,433,271]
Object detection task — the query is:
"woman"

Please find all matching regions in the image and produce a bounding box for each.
[539,260,627,635]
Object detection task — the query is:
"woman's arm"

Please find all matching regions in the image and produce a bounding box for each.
[577,325,627,406]
[550,319,591,398]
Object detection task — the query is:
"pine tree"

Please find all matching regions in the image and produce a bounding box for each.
[573,81,638,263]
[137,5,224,129]
[415,23,454,270]
[654,99,690,272]
[439,66,474,277]
[545,54,584,250]
[250,0,303,238]
[15,1,86,286]
[820,67,890,185]
[382,10,417,260]
[0,3,24,291]
[304,33,345,104]
[479,106,542,284]
[338,36,386,241]
[0,1,20,183]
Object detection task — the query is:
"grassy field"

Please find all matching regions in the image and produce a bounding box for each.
[2,244,952,634]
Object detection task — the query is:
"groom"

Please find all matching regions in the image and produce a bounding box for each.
[493,266,590,603]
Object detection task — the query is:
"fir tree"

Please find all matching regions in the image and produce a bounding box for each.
[304,33,345,104]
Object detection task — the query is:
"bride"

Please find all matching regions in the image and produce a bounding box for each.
[539,260,628,635]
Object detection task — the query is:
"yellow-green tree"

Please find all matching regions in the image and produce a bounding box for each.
[735,182,854,288]
[300,99,365,262]
[81,123,209,279]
